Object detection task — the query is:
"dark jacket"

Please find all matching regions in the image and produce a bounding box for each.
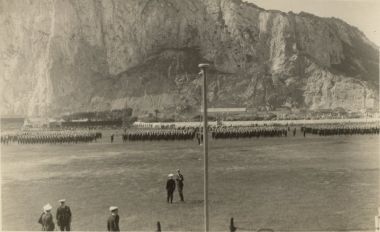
[56,205,71,226]
[107,214,120,232]
[38,212,55,231]
[176,173,184,188]
[166,179,176,192]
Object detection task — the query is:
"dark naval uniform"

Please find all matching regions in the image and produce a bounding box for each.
[107,214,120,232]
[166,178,176,203]
[176,173,184,202]
[56,205,72,231]
[38,212,55,231]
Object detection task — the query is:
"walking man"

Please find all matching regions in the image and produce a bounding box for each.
[166,174,176,203]
[176,169,185,202]
[38,204,55,231]
[56,199,72,231]
[107,206,120,232]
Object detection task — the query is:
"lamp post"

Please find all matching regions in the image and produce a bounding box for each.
[199,63,210,232]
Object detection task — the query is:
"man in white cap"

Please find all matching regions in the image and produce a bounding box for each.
[56,199,72,231]
[166,174,176,203]
[38,203,55,231]
[107,206,120,232]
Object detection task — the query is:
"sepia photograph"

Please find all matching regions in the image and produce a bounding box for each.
[0,0,379,231]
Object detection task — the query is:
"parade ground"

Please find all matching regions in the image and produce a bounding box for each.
[1,131,379,231]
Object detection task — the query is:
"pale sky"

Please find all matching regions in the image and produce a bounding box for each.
[246,0,380,46]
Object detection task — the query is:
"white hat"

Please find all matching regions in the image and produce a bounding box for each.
[168,173,174,178]
[43,204,52,211]
[109,206,118,211]
[58,199,66,203]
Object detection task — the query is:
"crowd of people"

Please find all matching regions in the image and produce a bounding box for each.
[0,131,102,144]
[37,169,185,231]
[301,123,380,136]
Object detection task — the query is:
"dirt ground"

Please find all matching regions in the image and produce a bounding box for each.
[1,131,379,231]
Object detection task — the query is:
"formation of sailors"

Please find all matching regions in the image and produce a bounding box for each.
[301,123,380,136]
[0,134,18,144]
[2,123,379,145]
[1,131,102,144]
[121,128,196,142]
[211,126,288,139]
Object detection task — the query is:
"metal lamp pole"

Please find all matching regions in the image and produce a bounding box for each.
[199,63,210,232]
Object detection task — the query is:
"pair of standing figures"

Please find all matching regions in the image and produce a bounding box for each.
[38,199,71,231]
[166,169,184,203]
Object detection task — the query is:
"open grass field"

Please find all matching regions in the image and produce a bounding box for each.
[1,130,379,231]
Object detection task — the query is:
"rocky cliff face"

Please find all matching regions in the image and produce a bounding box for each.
[1,0,378,117]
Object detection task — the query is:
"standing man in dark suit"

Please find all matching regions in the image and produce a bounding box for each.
[166,174,176,203]
[38,204,55,231]
[176,169,185,202]
[56,199,72,231]
[107,206,120,232]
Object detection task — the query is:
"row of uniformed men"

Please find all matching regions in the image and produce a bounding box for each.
[0,131,102,144]
[0,134,18,144]
[301,124,380,136]
[210,127,289,139]
[120,126,296,142]
[121,129,197,142]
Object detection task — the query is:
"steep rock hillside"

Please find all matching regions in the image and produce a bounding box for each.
[0,0,378,117]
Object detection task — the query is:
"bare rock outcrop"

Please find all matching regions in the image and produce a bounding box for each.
[1,0,378,117]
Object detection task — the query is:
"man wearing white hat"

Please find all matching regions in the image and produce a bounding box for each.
[166,174,176,203]
[38,203,55,231]
[107,206,120,232]
[56,199,72,231]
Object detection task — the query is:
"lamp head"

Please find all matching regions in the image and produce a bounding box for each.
[198,63,210,69]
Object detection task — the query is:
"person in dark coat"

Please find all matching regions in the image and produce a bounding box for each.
[56,199,72,231]
[107,206,120,232]
[176,169,184,202]
[166,174,176,203]
[38,204,55,231]
[196,133,201,145]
